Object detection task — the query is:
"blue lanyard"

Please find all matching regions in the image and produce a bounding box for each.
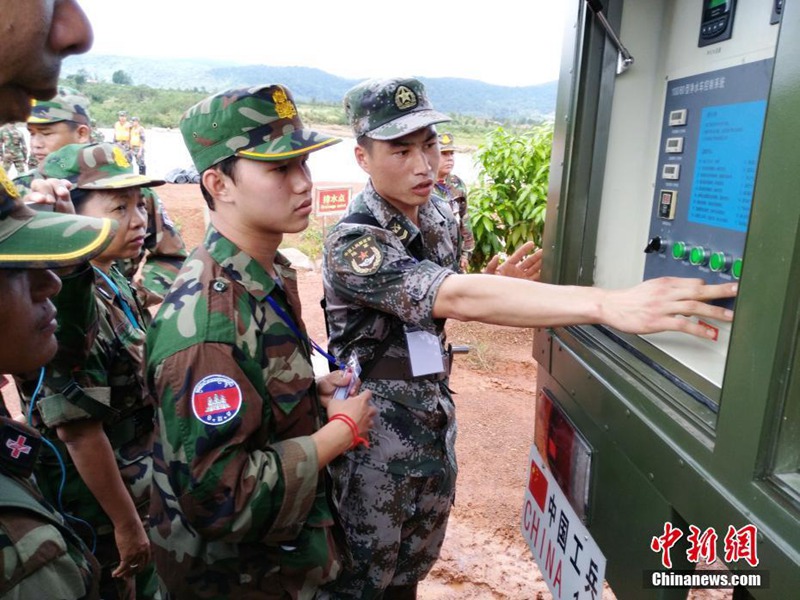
[93,267,141,330]
[265,296,344,370]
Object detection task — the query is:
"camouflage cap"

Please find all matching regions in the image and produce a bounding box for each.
[41,143,165,190]
[439,132,455,151]
[28,86,91,126]
[180,84,341,173]
[344,77,451,140]
[0,166,115,269]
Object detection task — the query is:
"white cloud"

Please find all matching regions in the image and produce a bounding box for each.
[78,0,567,87]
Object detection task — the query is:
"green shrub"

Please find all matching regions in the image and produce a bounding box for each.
[468,125,552,268]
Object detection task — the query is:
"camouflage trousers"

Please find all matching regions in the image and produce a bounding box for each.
[318,459,456,599]
[2,156,26,177]
[132,146,146,174]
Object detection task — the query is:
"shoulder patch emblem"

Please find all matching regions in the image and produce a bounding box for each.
[191,374,242,426]
[342,234,384,275]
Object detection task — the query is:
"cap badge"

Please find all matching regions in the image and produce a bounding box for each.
[394,85,418,111]
[273,88,297,119]
[440,134,452,145]
[0,168,19,200]
[112,146,131,168]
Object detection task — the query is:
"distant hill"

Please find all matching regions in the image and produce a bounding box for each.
[61,55,557,122]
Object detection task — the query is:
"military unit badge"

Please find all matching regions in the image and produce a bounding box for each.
[191,374,242,426]
[343,234,384,275]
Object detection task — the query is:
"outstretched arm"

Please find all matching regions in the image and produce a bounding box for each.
[433,274,736,339]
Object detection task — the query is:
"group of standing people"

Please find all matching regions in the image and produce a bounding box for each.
[1,2,739,600]
[113,111,148,175]
[0,101,147,182]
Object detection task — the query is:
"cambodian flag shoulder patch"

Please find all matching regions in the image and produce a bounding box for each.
[191,374,242,426]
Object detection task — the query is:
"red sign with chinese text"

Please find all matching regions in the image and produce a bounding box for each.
[315,187,351,215]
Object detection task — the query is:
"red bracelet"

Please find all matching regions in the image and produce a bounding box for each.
[330,413,369,448]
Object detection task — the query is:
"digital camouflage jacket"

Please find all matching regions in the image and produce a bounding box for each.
[322,181,460,477]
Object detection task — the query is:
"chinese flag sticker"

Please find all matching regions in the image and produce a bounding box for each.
[529,460,549,512]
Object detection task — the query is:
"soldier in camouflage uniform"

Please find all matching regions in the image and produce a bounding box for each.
[19,90,189,300]
[0,1,106,594]
[90,119,106,144]
[129,117,146,175]
[320,77,740,599]
[16,143,168,600]
[434,132,474,271]
[0,123,27,176]
[146,84,376,599]
[0,163,115,599]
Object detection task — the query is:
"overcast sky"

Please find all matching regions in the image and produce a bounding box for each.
[74,0,569,87]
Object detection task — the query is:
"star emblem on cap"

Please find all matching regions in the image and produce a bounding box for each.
[394,86,418,111]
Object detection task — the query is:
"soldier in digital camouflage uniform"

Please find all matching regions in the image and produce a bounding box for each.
[145,84,376,600]
[16,142,168,600]
[319,77,740,600]
[18,89,189,300]
[0,161,115,600]
[434,132,474,271]
[0,123,28,176]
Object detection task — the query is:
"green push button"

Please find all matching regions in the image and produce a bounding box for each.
[709,252,729,273]
[689,246,708,266]
[732,258,743,280]
[671,242,687,260]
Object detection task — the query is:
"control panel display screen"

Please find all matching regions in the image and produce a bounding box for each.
[643,60,773,297]
[689,101,767,232]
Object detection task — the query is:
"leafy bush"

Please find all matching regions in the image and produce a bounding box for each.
[467,125,552,268]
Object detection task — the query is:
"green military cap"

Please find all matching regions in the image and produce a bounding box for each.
[28,86,91,126]
[0,166,116,269]
[438,132,455,151]
[180,84,341,173]
[41,143,165,190]
[344,77,450,140]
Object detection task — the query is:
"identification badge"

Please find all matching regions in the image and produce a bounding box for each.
[405,328,445,377]
[333,351,362,400]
